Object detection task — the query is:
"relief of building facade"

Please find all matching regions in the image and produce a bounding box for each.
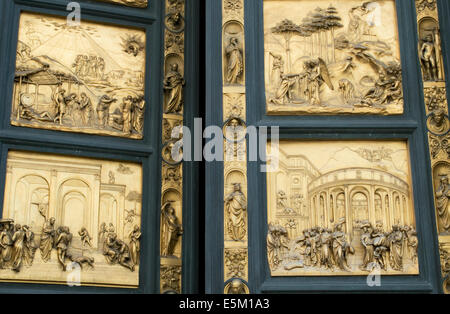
[1,151,142,288]
[267,141,418,276]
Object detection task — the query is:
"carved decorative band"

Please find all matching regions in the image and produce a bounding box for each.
[160,0,185,294]
[222,0,249,294]
[415,0,450,293]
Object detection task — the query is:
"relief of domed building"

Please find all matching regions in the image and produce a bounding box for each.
[267,141,418,276]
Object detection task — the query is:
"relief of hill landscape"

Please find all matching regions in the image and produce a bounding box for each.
[13,13,146,139]
[264,0,404,115]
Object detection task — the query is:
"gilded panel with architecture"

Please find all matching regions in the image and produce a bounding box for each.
[266,141,419,276]
[1,151,142,288]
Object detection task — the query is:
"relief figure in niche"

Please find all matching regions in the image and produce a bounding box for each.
[225,183,247,241]
[226,37,244,85]
[161,201,183,257]
[164,63,185,114]
[420,34,439,81]
[419,18,445,82]
[436,174,450,233]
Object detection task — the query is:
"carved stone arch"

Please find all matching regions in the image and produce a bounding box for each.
[225,168,247,197]
[274,170,287,198]
[350,187,370,223]
[12,174,49,230]
[334,190,346,223]
[392,191,402,225]
[402,194,411,225]
[319,192,327,227]
[61,190,87,237]
[57,178,92,236]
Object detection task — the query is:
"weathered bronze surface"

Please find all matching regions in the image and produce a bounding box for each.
[267,141,419,276]
[1,151,142,287]
[264,0,403,115]
[12,13,146,139]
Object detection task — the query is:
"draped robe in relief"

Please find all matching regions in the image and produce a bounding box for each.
[389,230,403,270]
[225,191,247,241]
[164,69,185,114]
[0,229,13,265]
[11,229,25,271]
[40,220,55,262]
[436,179,450,232]
[226,41,243,84]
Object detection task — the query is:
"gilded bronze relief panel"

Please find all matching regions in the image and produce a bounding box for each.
[1,151,142,288]
[264,0,403,115]
[13,13,146,139]
[266,141,419,276]
[94,0,148,8]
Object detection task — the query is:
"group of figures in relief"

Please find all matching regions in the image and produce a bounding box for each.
[265,2,404,112]
[0,208,141,273]
[18,82,146,136]
[72,55,106,80]
[267,219,418,273]
[14,13,146,138]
